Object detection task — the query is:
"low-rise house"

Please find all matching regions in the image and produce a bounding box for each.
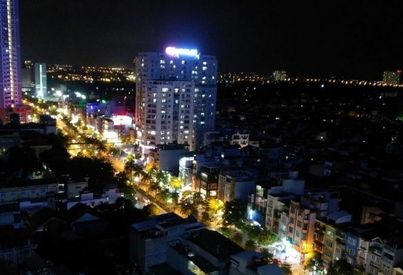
[218,168,257,203]
[229,251,283,275]
[0,228,36,265]
[313,211,352,266]
[0,178,59,205]
[130,213,204,272]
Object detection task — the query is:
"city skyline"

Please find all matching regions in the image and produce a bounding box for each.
[20,0,403,79]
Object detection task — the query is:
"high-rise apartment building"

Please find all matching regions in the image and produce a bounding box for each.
[273,70,288,82]
[134,47,217,151]
[0,0,22,114]
[34,63,47,98]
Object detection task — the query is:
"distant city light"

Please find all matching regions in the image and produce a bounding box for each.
[165,47,200,59]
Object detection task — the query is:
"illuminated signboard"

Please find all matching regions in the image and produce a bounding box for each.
[112,115,132,126]
[165,47,200,59]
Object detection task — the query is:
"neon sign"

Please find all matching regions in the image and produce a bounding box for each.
[165,47,200,59]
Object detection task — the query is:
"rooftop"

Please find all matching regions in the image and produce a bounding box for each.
[187,229,243,261]
[170,242,218,273]
[148,263,181,275]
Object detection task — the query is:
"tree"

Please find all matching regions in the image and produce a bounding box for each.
[179,198,198,217]
[67,157,114,193]
[208,198,223,214]
[124,159,143,181]
[231,232,243,246]
[257,229,278,246]
[245,239,257,250]
[223,200,247,227]
[159,188,172,203]
[148,180,161,196]
[181,190,193,199]
[328,258,355,275]
[169,176,184,190]
[305,254,324,274]
[192,192,204,205]
[6,146,41,178]
[218,227,233,238]
[245,224,261,240]
[280,264,292,275]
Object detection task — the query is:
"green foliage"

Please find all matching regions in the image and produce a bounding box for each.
[5,146,41,178]
[328,258,355,275]
[257,229,279,246]
[218,227,233,238]
[305,254,324,273]
[231,232,243,246]
[179,198,198,217]
[244,224,262,240]
[245,239,257,250]
[222,200,247,227]
[40,134,70,175]
[68,157,114,192]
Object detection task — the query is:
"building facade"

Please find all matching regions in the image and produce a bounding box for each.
[34,63,47,98]
[134,47,217,150]
[0,0,22,114]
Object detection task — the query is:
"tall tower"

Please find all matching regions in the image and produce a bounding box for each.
[35,63,47,98]
[134,47,217,151]
[0,0,22,113]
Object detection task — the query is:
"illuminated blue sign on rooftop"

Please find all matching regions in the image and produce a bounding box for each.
[165,47,200,59]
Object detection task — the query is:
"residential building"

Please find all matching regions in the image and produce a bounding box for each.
[0,228,36,265]
[136,80,196,150]
[218,168,257,203]
[230,131,249,148]
[266,193,295,234]
[313,211,352,266]
[366,237,403,275]
[285,200,317,252]
[0,179,58,205]
[66,188,122,210]
[157,143,189,175]
[300,190,340,218]
[130,213,204,272]
[249,171,304,228]
[344,224,382,269]
[229,251,283,275]
[134,47,217,150]
[167,229,244,275]
[178,156,194,186]
[193,165,220,198]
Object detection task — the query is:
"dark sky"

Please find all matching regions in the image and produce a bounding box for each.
[20,0,403,79]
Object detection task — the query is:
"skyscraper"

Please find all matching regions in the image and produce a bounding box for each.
[0,0,22,114]
[34,63,47,98]
[134,47,217,151]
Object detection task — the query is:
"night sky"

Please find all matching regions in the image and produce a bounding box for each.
[20,0,403,79]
